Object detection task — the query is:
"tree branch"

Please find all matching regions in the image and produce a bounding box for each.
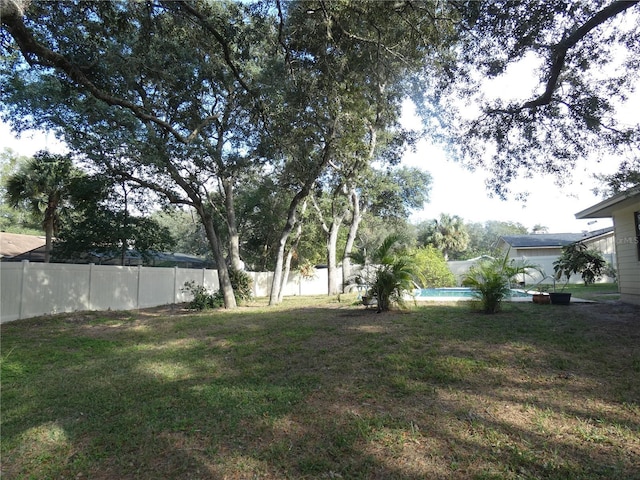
[171,1,265,117]
[1,9,190,143]
[495,1,638,114]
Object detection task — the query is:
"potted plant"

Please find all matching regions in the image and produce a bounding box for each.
[552,242,607,305]
[531,284,551,304]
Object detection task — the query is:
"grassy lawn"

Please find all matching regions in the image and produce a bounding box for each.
[2,294,639,479]
[531,283,620,302]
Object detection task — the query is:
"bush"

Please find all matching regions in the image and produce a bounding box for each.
[410,246,456,287]
[228,268,253,303]
[181,269,253,311]
[181,280,222,310]
[553,242,607,286]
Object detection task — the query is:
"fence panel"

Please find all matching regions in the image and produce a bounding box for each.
[138,266,176,308]
[176,269,208,303]
[2,262,340,323]
[1,263,23,322]
[90,265,139,311]
[22,263,89,319]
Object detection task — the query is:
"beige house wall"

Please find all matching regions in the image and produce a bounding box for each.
[510,247,563,257]
[613,205,640,306]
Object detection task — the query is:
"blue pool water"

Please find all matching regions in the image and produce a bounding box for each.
[416,287,532,298]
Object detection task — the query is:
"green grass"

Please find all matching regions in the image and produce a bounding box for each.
[533,282,620,301]
[2,293,639,479]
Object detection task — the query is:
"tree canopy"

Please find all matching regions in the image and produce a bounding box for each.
[435,0,640,199]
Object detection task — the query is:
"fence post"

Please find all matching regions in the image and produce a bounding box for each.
[136,265,142,309]
[18,260,29,320]
[87,263,94,311]
[173,266,178,304]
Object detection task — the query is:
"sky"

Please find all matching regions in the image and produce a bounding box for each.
[401,138,615,234]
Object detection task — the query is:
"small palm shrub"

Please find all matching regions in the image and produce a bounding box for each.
[463,253,538,314]
[350,234,422,312]
[462,261,512,314]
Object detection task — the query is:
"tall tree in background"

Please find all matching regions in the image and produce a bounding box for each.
[0,148,40,234]
[417,213,469,260]
[262,0,456,303]
[54,176,173,265]
[464,220,529,259]
[342,166,431,287]
[4,151,80,262]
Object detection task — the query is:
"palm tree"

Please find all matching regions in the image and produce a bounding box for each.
[419,213,469,260]
[4,151,78,262]
[350,234,422,312]
[462,252,540,314]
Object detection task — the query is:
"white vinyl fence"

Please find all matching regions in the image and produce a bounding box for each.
[0,261,342,323]
[1,254,616,323]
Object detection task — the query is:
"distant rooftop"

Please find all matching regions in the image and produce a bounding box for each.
[0,232,46,259]
[500,227,614,248]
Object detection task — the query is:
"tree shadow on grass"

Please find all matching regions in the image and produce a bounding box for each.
[2,301,639,479]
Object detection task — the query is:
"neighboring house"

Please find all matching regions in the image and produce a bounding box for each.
[497,227,615,258]
[576,187,640,306]
[0,233,210,269]
[0,232,47,262]
[86,250,213,269]
[495,227,616,285]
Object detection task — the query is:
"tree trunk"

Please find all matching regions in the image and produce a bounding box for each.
[270,231,290,305]
[199,206,237,309]
[43,213,53,263]
[270,125,336,305]
[270,191,312,304]
[120,184,129,266]
[342,188,364,291]
[279,245,294,303]
[277,199,306,303]
[311,195,346,296]
[222,178,243,271]
[327,219,342,295]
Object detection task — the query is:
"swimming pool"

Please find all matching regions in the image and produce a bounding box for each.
[416,287,532,299]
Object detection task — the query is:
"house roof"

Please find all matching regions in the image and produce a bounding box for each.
[0,233,46,259]
[500,227,614,248]
[576,186,640,218]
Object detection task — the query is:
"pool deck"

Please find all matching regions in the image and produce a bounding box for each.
[413,295,594,303]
